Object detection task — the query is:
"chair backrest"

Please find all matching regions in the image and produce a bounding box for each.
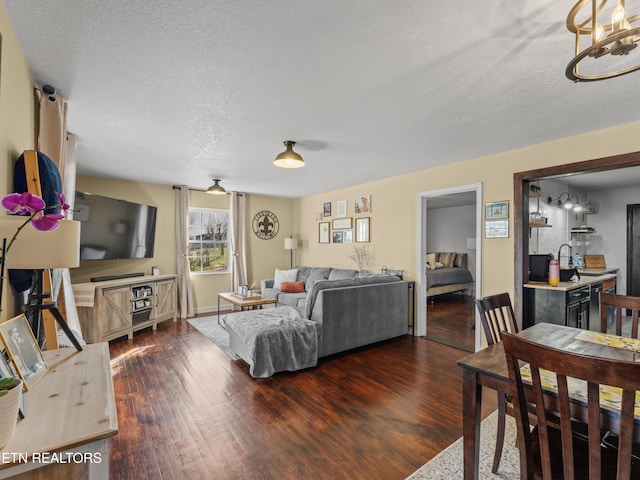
[599,292,640,338]
[503,332,640,480]
[474,293,518,345]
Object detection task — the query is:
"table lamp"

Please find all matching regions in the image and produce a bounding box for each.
[284,236,297,269]
[0,217,82,351]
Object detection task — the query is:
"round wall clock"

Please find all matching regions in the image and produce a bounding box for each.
[252,210,280,240]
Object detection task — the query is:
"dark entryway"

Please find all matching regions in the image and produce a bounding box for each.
[627,204,640,297]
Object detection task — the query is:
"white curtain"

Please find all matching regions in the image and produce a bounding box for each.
[175,186,194,318]
[230,192,248,292]
[36,90,83,342]
[37,90,68,176]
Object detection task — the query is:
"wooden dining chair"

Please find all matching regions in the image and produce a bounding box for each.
[474,292,519,473]
[503,332,640,480]
[599,291,640,338]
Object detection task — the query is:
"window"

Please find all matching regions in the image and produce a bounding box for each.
[188,208,230,273]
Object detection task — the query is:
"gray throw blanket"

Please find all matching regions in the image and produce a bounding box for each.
[222,306,318,378]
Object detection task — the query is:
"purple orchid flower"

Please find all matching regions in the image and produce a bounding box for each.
[54,192,70,212]
[31,212,65,232]
[1,192,46,215]
[1,192,68,257]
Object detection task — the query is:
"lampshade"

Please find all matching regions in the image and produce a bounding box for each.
[274,141,305,168]
[0,217,81,269]
[284,237,297,250]
[206,179,227,195]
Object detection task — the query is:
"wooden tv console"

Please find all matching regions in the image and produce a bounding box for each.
[72,274,177,343]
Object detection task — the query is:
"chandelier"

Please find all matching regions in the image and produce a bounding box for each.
[566,0,640,81]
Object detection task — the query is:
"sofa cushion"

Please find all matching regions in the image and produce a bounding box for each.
[274,268,298,289]
[296,266,312,285]
[261,287,279,300]
[278,292,308,308]
[281,281,305,293]
[426,252,437,270]
[305,267,331,290]
[328,268,358,281]
[439,252,457,268]
[454,253,468,268]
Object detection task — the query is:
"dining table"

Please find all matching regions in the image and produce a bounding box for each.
[457,322,640,480]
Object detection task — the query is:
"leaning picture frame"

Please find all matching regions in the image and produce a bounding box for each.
[0,314,48,390]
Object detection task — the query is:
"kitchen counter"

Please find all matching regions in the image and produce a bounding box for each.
[578,267,619,276]
[524,272,617,292]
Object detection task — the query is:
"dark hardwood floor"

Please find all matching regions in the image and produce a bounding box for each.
[426,293,476,352]
[108,317,496,480]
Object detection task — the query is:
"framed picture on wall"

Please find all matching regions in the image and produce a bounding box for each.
[332,231,343,243]
[323,202,331,217]
[485,201,509,220]
[485,220,509,238]
[336,200,347,217]
[332,218,352,230]
[354,195,371,214]
[319,222,330,243]
[355,217,370,242]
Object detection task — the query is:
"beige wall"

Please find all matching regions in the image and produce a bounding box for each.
[0,4,37,321]
[72,176,177,283]
[295,121,640,311]
[72,179,294,314]
[190,192,295,314]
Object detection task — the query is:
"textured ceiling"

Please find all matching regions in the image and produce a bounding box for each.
[5,1,640,198]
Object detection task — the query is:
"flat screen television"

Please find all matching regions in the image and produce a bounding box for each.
[74,191,157,261]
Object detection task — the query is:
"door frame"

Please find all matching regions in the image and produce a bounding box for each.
[416,182,483,350]
[514,150,640,327]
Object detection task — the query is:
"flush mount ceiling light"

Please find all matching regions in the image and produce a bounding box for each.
[274,141,305,168]
[566,0,640,81]
[206,178,227,195]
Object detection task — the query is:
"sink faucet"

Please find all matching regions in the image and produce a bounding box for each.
[558,243,573,268]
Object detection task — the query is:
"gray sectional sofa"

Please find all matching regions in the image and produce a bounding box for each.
[261,266,409,357]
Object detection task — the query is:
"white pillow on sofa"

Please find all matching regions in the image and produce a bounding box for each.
[274,268,298,290]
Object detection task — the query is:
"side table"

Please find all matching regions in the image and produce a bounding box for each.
[0,344,118,479]
[217,292,277,324]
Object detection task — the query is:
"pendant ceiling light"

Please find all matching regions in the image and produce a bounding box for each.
[206,178,227,195]
[566,0,640,81]
[274,141,305,168]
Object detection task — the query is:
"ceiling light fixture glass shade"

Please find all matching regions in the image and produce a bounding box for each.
[206,178,227,195]
[274,141,305,168]
[566,0,640,81]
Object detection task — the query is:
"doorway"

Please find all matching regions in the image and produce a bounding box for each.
[627,204,640,297]
[514,151,640,326]
[416,183,483,352]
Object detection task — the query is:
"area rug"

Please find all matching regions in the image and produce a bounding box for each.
[188,316,240,360]
[406,410,520,479]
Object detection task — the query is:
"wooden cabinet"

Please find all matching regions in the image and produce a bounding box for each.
[74,275,177,343]
[99,286,131,340]
[154,278,177,322]
[525,275,617,330]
